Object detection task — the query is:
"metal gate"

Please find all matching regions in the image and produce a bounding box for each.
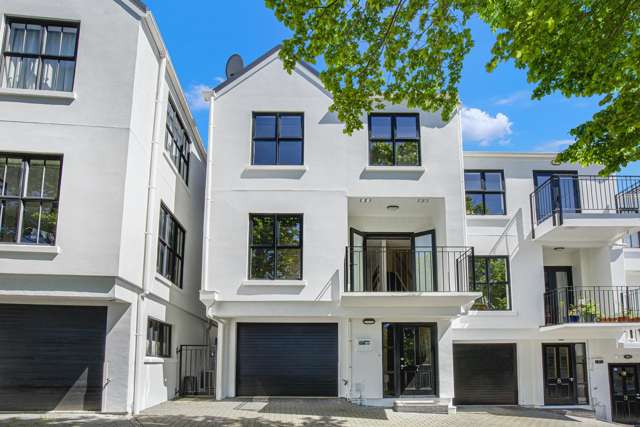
[177,344,216,396]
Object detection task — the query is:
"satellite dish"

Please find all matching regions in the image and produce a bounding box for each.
[225,54,244,79]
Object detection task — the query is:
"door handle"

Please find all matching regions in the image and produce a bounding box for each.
[569,377,575,382]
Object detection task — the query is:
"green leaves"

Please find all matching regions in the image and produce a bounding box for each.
[267,0,640,172]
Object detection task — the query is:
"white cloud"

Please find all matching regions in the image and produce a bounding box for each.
[185,83,212,111]
[461,107,513,146]
[494,90,530,106]
[536,139,573,152]
[214,76,225,83]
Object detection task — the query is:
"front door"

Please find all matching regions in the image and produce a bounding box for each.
[543,344,576,404]
[610,365,640,424]
[383,323,437,397]
[543,343,589,405]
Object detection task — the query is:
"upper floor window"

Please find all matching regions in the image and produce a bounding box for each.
[249,214,302,280]
[252,113,303,165]
[146,318,171,358]
[2,19,79,92]
[165,99,191,183]
[368,113,420,166]
[157,204,185,288]
[472,256,511,310]
[0,154,61,245]
[465,170,506,215]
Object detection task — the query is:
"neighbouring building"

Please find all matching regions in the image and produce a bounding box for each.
[0,0,211,414]
[202,46,640,424]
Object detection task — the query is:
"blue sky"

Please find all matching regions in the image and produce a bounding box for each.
[146,0,637,174]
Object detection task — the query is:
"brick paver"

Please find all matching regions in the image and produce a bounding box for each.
[0,398,617,426]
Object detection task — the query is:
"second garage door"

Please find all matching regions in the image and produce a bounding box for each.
[453,343,518,405]
[236,323,338,396]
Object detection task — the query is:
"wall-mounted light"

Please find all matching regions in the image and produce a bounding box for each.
[362,318,376,325]
[553,247,565,251]
[386,205,400,212]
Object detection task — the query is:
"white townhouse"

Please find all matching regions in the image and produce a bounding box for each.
[202,46,640,424]
[0,0,212,414]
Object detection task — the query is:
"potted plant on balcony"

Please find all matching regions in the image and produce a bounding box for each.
[579,302,598,322]
[568,305,580,323]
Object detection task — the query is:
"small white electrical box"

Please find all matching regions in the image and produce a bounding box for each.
[356,337,372,352]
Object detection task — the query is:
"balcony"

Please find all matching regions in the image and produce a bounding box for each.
[530,175,640,245]
[543,286,640,329]
[342,246,481,309]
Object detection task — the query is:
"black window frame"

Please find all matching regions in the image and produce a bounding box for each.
[146,318,172,358]
[0,153,63,245]
[156,203,186,288]
[464,170,507,215]
[165,98,191,184]
[251,112,304,166]
[1,17,80,92]
[472,255,512,311]
[368,113,421,166]
[248,213,303,280]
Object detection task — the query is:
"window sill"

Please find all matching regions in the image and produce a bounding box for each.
[241,279,307,287]
[0,243,61,255]
[467,310,517,316]
[155,273,183,290]
[0,87,76,101]
[361,165,425,180]
[241,164,307,179]
[144,356,169,364]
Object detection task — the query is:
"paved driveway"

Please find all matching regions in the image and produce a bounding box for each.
[0,398,617,426]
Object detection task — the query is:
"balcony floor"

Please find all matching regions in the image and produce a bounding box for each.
[340,291,481,308]
[534,213,640,245]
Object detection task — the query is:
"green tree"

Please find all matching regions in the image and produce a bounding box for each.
[266,0,640,174]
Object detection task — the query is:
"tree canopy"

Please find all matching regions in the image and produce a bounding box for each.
[265,0,640,174]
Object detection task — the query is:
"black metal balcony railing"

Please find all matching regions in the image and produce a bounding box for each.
[530,175,640,236]
[344,246,475,293]
[544,286,640,326]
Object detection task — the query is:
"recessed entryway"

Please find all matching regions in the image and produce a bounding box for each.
[382,323,437,397]
[0,304,107,411]
[452,343,518,405]
[235,323,338,396]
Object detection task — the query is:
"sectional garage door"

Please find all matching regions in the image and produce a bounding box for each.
[236,323,338,396]
[0,304,107,411]
[453,343,518,405]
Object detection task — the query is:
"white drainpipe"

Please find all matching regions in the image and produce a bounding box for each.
[201,91,216,293]
[132,53,167,414]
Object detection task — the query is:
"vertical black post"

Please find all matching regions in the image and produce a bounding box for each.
[178,345,183,397]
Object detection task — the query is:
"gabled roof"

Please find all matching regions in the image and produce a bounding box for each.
[212,44,323,94]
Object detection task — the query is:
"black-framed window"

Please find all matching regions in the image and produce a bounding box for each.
[465,170,506,215]
[1,18,79,92]
[0,154,62,245]
[249,214,302,280]
[472,256,511,310]
[165,99,191,183]
[252,113,304,165]
[157,204,185,288]
[368,113,420,166]
[146,318,171,358]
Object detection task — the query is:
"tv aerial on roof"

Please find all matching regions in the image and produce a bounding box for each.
[225,54,244,79]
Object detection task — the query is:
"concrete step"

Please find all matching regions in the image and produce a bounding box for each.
[393,399,454,414]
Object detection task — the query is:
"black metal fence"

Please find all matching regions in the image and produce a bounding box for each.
[530,175,640,235]
[177,344,216,396]
[544,286,640,326]
[344,246,475,293]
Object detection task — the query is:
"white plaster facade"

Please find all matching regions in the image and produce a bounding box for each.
[0,0,210,414]
[202,47,640,422]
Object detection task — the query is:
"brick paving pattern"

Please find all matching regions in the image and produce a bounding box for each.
[0,398,617,426]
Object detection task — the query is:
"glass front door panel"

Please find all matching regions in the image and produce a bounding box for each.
[383,323,436,397]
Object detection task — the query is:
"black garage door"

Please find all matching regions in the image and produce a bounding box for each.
[236,323,338,396]
[453,343,518,405]
[0,304,107,411]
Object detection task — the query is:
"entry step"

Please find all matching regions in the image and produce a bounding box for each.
[393,399,454,414]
